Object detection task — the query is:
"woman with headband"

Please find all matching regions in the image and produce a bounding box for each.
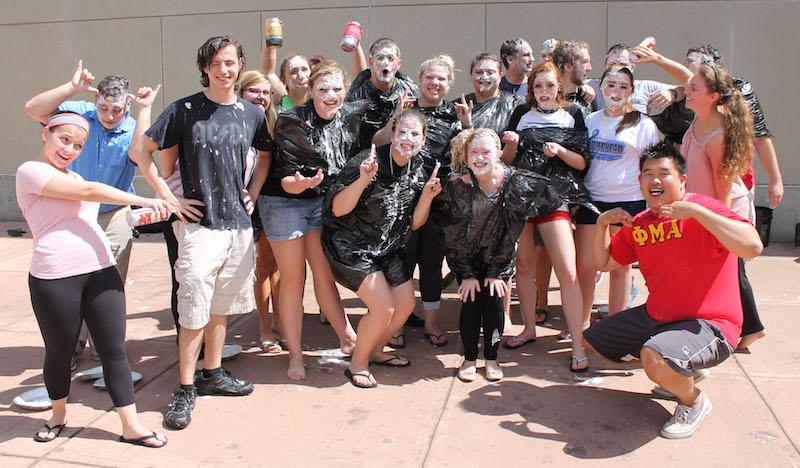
[16,112,169,447]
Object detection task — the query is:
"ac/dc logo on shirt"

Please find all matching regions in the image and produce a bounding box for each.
[631,220,683,246]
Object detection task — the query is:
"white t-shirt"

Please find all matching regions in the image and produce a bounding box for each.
[516,108,575,131]
[584,110,661,202]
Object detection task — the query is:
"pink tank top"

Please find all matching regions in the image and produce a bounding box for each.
[682,120,750,219]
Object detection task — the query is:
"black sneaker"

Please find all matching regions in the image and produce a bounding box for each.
[164,386,196,430]
[195,368,254,396]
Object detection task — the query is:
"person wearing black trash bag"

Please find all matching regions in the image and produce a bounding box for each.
[501,61,593,373]
[262,61,362,381]
[454,53,524,136]
[419,128,595,382]
[346,38,419,151]
[374,55,468,348]
[323,109,439,388]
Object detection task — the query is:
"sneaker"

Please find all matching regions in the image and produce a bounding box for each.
[164,386,196,430]
[195,368,254,396]
[652,369,711,398]
[660,392,712,439]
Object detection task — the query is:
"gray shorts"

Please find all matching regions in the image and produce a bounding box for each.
[583,304,734,376]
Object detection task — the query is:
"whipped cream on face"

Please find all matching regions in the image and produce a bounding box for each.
[372,47,399,83]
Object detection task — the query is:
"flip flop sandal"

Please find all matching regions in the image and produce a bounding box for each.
[535,309,549,325]
[119,431,167,448]
[34,422,67,442]
[344,368,377,389]
[424,333,448,347]
[261,340,283,354]
[388,333,406,349]
[370,353,411,367]
[570,355,589,373]
[556,331,572,342]
[502,336,535,350]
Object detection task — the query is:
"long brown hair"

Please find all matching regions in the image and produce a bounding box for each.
[238,70,276,132]
[600,65,640,135]
[525,62,566,109]
[696,64,753,180]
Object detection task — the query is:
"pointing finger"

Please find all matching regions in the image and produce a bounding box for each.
[429,161,441,181]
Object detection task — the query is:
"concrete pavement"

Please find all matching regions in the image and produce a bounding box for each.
[0,221,798,467]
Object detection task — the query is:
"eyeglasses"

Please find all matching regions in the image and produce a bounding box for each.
[244,88,271,96]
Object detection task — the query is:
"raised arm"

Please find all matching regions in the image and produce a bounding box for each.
[25,59,99,123]
[260,44,288,103]
[632,46,693,85]
[331,146,377,217]
[411,162,441,229]
[127,85,175,203]
[659,200,763,258]
[593,208,633,272]
[350,41,368,79]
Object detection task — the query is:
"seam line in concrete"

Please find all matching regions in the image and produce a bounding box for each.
[734,354,800,456]
[419,368,458,468]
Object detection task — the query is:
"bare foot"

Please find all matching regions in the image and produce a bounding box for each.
[287,355,306,381]
[121,426,167,448]
[340,332,357,356]
[737,330,766,351]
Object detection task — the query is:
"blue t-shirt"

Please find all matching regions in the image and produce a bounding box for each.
[58,101,137,213]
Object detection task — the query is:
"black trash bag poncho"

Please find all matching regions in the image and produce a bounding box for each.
[512,124,592,208]
[433,167,591,281]
[416,101,462,178]
[272,100,366,197]
[346,69,420,151]
[458,91,524,136]
[322,145,428,291]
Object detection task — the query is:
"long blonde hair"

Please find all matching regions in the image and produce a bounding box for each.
[697,64,753,180]
[450,128,501,172]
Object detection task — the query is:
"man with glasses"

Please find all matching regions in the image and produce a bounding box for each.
[25,60,153,365]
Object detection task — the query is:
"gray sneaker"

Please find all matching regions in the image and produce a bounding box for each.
[660,392,712,439]
[652,368,711,398]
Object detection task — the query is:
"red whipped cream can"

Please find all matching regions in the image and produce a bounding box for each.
[340,21,362,52]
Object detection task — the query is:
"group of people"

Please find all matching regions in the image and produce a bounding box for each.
[17,24,782,445]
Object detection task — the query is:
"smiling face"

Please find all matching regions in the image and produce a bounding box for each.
[390,116,426,162]
[685,72,718,113]
[639,157,686,211]
[203,44,242,92]
[95,94,130,130]
[471,59,501,95]
[42,124,88,170]
[370,46,402,84]
[311,71,346,120]
[532,70,560,110]
[601,71,633,114]
[419,64,451,104]
[509,42,535,74]
[467,134,500,177]
[241,81,272,112]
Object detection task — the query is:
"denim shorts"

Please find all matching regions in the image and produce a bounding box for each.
[259,195,323,241]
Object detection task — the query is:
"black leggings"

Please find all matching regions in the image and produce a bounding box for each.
[160,218,181,335]
[459,281,505,361]
[739,258,764,336]
[405,220,445,304]
[29,267,134,407]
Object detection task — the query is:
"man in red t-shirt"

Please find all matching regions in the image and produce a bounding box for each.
[583,141,762,439]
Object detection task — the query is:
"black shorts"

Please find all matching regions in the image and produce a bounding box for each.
[575,200,647,225]
[583,304,734,376]
[329,250,411,293]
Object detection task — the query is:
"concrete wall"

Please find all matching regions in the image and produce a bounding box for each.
[1,1,797,241]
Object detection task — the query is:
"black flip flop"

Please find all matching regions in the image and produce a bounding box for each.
[119,432,167,448]
[33,422,67,442]
[370,353,411,367]
[388,333,406,349]
[344,368,377,389]
[424,333,448,347]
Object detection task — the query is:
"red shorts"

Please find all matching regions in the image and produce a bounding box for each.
[527,210,571,225]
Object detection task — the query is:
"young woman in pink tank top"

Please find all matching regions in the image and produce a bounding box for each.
[684,63,765,351]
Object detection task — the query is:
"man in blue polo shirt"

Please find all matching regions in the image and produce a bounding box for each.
[25,60,145,363]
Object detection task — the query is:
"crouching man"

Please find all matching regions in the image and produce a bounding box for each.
[583,141,762,439]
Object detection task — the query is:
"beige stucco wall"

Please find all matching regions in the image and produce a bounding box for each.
[1,0,797,241]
